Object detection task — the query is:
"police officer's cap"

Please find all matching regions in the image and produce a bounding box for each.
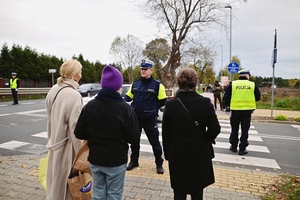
[140,59,154,68]
[238,69,250,76]
[11,72,17,76]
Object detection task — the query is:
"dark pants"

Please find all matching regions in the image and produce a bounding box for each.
[229,110,252,151]
[130,118,163,166]
[213,94,223,110]
[11,89,18,104]
[174,189,203,200]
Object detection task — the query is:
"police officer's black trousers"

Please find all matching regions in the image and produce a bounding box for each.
[229,110,252,151]
[11,89,18,104]
[130,118,163,166]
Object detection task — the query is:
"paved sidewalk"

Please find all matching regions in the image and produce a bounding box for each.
[0,153,276,200]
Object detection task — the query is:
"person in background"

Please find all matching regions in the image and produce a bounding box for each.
[162,67,221,200]
[223,80,230,112]
[74,65,140,200]
[212,80,223,111]
[223,69,261,155]
[124,59,167,174]
[45,59,83,200]
[9,72,19,105]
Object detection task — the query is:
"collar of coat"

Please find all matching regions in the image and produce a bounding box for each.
[140,76,153,84]
[95,88,125,102]
[176,90,199,98]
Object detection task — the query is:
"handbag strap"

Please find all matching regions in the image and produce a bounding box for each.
[177,98,199,126]
[52,86,71,105]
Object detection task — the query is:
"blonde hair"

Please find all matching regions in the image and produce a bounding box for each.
[57,59,82,84]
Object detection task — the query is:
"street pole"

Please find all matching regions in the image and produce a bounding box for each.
[219,45,223,82]
[271,29,277,118]
[52,73,54,86]
[225,5,232,81]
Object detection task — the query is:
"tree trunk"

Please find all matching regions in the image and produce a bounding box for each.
[162,43,181,88]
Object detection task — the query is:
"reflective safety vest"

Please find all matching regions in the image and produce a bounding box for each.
[230,80,256,110]
[10,78,18,89]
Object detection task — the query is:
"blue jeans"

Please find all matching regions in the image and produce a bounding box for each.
[90,163,126,200]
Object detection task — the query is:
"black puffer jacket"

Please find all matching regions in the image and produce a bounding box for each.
[74,89,140,167]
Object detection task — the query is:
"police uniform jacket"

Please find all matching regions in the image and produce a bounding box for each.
[74,88,140,167]
[125,76,166,119]
[162,91,221,193]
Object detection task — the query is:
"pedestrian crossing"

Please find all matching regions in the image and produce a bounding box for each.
[0,120,290,170]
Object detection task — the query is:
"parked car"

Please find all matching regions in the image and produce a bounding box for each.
[120,84,131,98]
[77,83,101,97]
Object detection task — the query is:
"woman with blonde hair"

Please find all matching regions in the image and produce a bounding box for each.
[45,59,83,200]
[162,67,221,200]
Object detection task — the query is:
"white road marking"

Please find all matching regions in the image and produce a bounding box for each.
[0,114,11,117]
[0,140,29,149]
[14,109,46,117]
[32,132,47,138]
[213,153,281,169]
[214,142,270,153]
[217,133,263,142]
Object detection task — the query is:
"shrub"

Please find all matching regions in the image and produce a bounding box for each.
[295,117,300,122]
[274,115,288,121]
[260,92,271,103]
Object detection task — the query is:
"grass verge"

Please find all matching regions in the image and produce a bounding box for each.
[261,175,300,200]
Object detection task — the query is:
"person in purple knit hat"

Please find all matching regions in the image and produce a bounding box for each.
[74,65,140,200]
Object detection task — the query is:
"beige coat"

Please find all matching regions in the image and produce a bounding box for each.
[45,79,83,200]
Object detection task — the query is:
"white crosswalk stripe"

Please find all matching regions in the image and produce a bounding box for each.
[291,125,300,131]
[156,120,280,169]
[0,120,281,169]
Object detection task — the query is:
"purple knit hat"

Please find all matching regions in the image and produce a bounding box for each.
[101,65,123,91]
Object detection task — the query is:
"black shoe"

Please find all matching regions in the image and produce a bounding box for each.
[12,103,18,105]
[239,150,248,155]
[126,162,139,171]
[230,146,237,153]
[156,166,164,174]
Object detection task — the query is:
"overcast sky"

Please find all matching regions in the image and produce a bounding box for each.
[0,0,299,79]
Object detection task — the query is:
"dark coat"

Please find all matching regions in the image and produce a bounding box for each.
[162,91,221,194]
[74,89,140,167]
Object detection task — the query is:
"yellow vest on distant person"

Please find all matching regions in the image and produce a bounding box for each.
[10,78,18,89]
[230,80,256,110]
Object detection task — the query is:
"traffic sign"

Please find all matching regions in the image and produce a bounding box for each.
[48,69,57,73]
[227,62,240,74]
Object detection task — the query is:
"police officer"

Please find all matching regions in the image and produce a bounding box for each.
[223,69,261,155]
[124,59,167,174]
[9,72,19,105]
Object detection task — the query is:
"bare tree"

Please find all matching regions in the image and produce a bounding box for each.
[110,34,144,83]
[140,0,247,88]
[186,45,216,89]
[143,38,170,81]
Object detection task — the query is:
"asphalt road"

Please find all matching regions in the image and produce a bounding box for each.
[0,99,299,176]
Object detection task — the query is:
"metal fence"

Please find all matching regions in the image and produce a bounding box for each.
[0,88,50,96]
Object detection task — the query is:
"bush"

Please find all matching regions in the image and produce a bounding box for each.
[295,117,300,122]
[274,115,288,121]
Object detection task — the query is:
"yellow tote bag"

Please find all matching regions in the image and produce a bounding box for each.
[39,151,49,191]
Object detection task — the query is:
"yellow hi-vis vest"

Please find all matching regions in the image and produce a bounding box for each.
[230,80,256,110]
[10,78,18,89]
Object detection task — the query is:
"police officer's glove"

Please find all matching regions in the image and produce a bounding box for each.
[15,89,18,91]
